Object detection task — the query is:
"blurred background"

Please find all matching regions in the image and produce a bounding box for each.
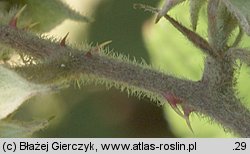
[2,0,250,137]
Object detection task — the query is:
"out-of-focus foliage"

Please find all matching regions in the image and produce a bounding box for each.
[190,0,206,31]
[222,0,250,36]
[0,66,50,120]
[6,0,91,32]
[0,119,49,137]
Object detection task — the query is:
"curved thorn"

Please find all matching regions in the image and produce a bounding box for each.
[170,104,184,117]
[91,40,112,53]
[24,22,39,30]
[99,40,112,49]
[85,51,92,58]
[9,5,27,28]
[163,92,185,117]
[9,17,17,28]
[184,115,194,134]
[60,32,69,47]
[182,105,194,133]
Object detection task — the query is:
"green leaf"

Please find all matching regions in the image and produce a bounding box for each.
[156,0,186,23]
[9,0,91,32]
[0,119,49,137]
[190,0,206,31]
[222,0,250,35]
[208,0,237,51]
[0,66,50,120]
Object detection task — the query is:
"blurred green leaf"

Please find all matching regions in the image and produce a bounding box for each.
[222,0,250,35]
[9,0,91,32]
[0,66,50,120]
[156,0,185,23]
[190,0,206,31]
[0,119,49,137]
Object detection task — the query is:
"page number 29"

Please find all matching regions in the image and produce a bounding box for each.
[233,142,246,150]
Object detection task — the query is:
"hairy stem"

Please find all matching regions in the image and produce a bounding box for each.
[1,24,250,137]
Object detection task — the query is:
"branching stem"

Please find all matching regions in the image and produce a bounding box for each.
[1,24,250,137]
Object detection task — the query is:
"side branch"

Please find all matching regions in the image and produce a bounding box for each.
[134,4,218,58]
[227,48,250,66]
